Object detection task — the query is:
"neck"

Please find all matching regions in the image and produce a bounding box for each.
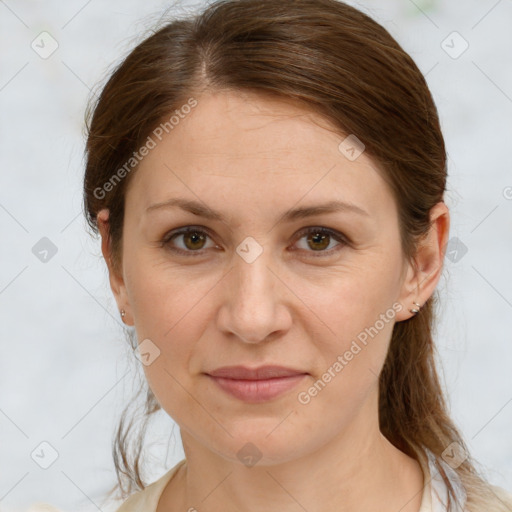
[161,395,424,512]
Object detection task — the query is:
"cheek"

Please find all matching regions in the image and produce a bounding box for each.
[291,256,401,386]
[293,280,397,425]
[124,257,219,386]
[125,247,217,333]
[294,256,399,335]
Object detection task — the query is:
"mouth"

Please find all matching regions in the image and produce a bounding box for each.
[205,365,309,403]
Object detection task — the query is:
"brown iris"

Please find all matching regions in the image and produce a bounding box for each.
[306,231,330,251]
[183,230,207,250]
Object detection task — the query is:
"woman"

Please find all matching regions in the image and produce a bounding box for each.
[83,0,512,510]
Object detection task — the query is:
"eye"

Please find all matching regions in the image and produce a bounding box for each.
[162,225,348,257]
[292,226,348,257]
[162,226,217,256]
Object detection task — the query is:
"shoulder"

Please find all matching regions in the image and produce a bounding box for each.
[115,459,186,512]
[465,485,512,512]
[493,484,512,502]
[416,447,512,512]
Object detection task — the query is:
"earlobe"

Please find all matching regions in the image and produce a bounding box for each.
[96,208,133,325]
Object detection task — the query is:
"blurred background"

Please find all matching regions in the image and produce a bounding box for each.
[1,0,511,510]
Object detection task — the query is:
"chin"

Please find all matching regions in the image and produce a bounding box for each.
[208,426,309,467]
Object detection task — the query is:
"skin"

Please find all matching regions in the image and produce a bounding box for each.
[97,89,450,512]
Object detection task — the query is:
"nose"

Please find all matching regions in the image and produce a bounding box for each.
[216,249,293,344]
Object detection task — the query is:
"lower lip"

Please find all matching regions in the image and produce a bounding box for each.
[207,374,308,403]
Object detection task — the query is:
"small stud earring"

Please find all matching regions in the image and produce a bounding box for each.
[120,309,126,319]
[409,302,422,315]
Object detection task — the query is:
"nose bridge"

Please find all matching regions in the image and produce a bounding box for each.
[235,247,274,305]
[219,242,287,344]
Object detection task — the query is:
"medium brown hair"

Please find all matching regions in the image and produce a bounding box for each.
[83,0,510,509]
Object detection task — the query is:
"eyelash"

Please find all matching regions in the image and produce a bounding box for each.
[161,225,349,258]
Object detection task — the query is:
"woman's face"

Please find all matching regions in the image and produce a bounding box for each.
[101,90,423,465]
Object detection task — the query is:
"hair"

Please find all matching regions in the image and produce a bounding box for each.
[83,0,512,509]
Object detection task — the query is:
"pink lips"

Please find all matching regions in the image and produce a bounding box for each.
[206,365,308,403]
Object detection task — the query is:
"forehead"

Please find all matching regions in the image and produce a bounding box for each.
[125,90,397,224]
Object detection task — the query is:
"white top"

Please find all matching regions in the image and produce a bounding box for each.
[113,449,470,511]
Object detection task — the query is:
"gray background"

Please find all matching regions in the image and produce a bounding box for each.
[0,0,511,510]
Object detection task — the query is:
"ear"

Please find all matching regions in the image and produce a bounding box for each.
[96,209,133,326]
[394,201,450,321]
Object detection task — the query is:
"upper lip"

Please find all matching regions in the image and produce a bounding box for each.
[206,365,308,380]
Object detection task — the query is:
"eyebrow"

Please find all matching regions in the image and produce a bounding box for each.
[145,198,370,223]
